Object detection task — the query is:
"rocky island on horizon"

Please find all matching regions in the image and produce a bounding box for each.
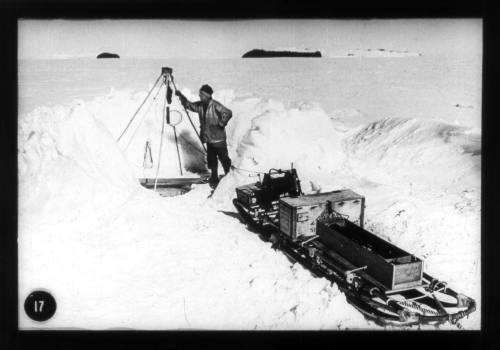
[242,49,322,58]
[97,52,120,59]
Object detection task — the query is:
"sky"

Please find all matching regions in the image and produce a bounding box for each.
[18,19,482,59]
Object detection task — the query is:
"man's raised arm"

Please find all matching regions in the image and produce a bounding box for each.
[175,90,199,113]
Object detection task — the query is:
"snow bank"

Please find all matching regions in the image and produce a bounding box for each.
[344,117,480,191]
[211,98,347,207]
[340,117,481,326]
[18,100,139,231]
[18,87,480,330]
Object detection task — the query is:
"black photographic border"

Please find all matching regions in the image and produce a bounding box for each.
[1,0,494,349]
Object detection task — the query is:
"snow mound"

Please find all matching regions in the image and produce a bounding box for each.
[340,117,480,313]
[18,100,140,230]
[343,117,480,190]
[212,99,347,205]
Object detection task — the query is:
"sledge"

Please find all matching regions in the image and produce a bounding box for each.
[139,177,209,188]
[139,175,209,197]
[233,167,476,328]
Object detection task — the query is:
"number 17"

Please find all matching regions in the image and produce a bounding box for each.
[34,300,44,313]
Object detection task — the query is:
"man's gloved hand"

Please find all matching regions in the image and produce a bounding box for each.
[175,90,187,104]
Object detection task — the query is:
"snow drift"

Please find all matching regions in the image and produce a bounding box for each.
[18,101,139,230]
[18,87,480,330]
[340,118,480,301]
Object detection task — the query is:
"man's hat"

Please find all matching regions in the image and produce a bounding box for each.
[199,84,213,96]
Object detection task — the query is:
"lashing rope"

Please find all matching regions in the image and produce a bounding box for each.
[396,300,441,316]
[428,279,448,293]
[230,165,266,175]
[171,134,260,176]
[171,135,263,173]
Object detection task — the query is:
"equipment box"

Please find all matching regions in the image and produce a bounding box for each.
[317,220,423,291]
[236,183,262,209]
[279,190,365,240]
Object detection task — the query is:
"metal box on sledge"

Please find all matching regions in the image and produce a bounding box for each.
[279,189,365,240]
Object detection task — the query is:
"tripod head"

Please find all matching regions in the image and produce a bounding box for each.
[161,67,174,104]
[161,67,173,76]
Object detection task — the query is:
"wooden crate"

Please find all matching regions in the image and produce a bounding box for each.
[279,190,365,240]
[317,220,423,291]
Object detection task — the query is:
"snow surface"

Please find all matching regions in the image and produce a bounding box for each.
[18,58,481,330]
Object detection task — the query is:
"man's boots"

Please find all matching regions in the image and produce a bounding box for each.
[209,167,219,189]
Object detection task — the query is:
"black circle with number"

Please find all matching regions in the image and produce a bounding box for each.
[24,290,57,322]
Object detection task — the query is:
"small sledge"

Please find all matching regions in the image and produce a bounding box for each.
[139,177,209,188]
[233,167,476,327]
[139,175,209,197]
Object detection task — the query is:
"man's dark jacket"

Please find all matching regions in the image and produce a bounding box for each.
[184,99,232,143]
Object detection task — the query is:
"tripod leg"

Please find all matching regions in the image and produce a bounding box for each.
[170,78,207,153]
[173,125,183,176]
[153,91,168,192]
[117,73,163,142]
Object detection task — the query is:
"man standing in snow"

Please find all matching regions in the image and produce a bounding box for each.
[176,85,232,188]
